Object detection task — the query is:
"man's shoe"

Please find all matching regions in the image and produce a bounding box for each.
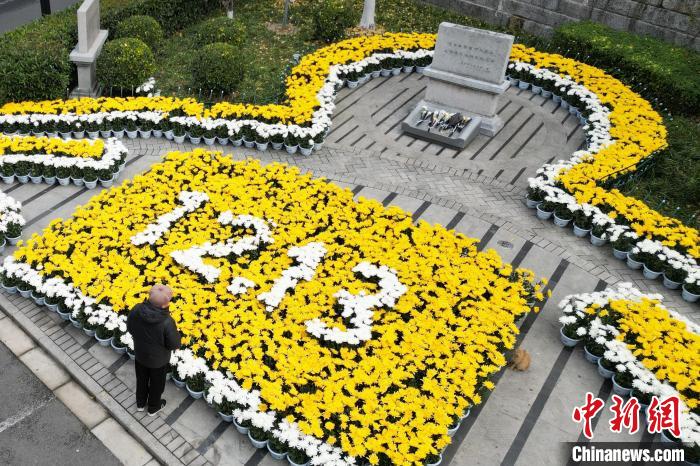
[147,399,166,416]
[137,405,145,412]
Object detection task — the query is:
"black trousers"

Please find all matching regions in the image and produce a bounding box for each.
[135,360,167,410]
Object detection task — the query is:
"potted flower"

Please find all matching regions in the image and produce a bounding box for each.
[597,357,615,379]
[160,119,172,140]
[86,121,100,139]
[82,319,96,336]
[229,128,243,146]
[299,138,314,156]
[45,294,60,312]
[247,426,268,449]
[29,164,43,183]
[312,132,325,151]
[99,120,112,138]
[57,120,71,139]
[424,452,443,466]
[172,122,186,144]
[95,325,114,346]
[70,165,84,186]
[202,128,216,146]
[662,263,685,290]
[682,279,699,303]
[611,369,633,397]
[83,168,98,189]
[233,416,251,435]
[68,309,83,329]
[583,338,604,364]
[525,187,544,208]
[138,120,154,139]
[345,69,360,88]
[553,204,573,227]
[5,222,22,245]
[125,119,138,139]
[590,223,608,247]
[188,125,204,144]
[56,166,71,185]
[559,323,581,347]
[611,235,633,260]
[1,274,17,293]
[572,210,592,237]
[415,54,431,74]
[17,280,32,298]
[171,367,186,388]
[43,165,56,185]
[215,126,229,145]
[1,164,15,184]
[267,436,288,460]
[111,329,128,354]
[14,161,30,183]
[56,302,71,320]
[270,131,285,150]
[287,448,310,466]
[633,250,663,280]
[254,131,269,152]
[446,415,461,436]
[213,398,235,423]
[284,134,298,154]
[72,121,85,139]
[185,372,206,399]
[390,57,402,75]
[241,126,255,148]
[535,200,555,220]
[111,118,126,138]
[30,288,45,306]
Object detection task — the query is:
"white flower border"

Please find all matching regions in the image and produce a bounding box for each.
[515,62,699,289]
[559,283,700,446]
[0,191,23,237]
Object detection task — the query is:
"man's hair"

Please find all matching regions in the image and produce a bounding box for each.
[149,284,173,308]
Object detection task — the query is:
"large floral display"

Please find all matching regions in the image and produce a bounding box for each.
[1,149,542,465]
[0,32,696,298]
[559,284,699,461]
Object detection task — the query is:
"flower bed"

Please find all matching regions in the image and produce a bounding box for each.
[1,149,542,465]
[559,283,699,460]
[0,135,126,184]
[0,32,695,293]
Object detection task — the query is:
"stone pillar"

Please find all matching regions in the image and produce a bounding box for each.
[69,0,108,98]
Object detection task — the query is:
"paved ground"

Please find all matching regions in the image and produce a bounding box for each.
[0,72,696,466]
[0,0,81,34]
[0,327,121,466]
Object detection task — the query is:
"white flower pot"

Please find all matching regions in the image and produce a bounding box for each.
[71,176,84,186]
[243,139,255,148]
[216,137,229,145]
[126,130,138,139]
[642,265,662,280]
[164,130,174,140]
[583,345,601,364]
[46,132,58,138]
[447,420,461,437]
[346,80,359,89]
[44,176,56,185]
[590,233,606,246]
[186,384,204,399]
[681,285,699,303]
[461,408,471,420]
[46,303,58,312]
[29,175,42,184]
[611,375,632,397]
[100,177,115,187]
[84,179,98,189]
[597,359,615,379]
[218,412,233,423]
[627,255,643,269]
[299,146,313,156]
[560,100,569,110]
[509,77,519,86]
[571,223,588,237]
[525,197,541,209]
[57,308,71,320]
[127,350,135,360]
[568,105,578,115]
[203,137,216,146]
[2,283,17,294]
[415,66,426,74]
[553,214,571,227]
[380,69,391,77]
[87,131,100,139]
[391,67,401,75]
[69,315,82,329]
[100,130,112,138]
[267,443,287,460]
[535,205,553,220]
[59,132,72,139]
[233,418,249,435]
[138,130,152,139]
[83,327,96,337]
[152,130,163,138]
[57,177,70,186]
[31,292,45,306]
[173,135,186,144]
[553,94,562,103]
[189,136,202,144]
[16,175,29,183]
[559,327,580,347]
[284,144,298,154]
[231,138,243,146]
[518,81,530,90]
[111,338,127,354]
[426,454,443,466]
[172,376,186,389]
[95,334,113,347]
[662,274,681,290]
[541,90,552,98]
[612,248,629,260]
[255,141,269,151]
[1,175,14,183]
[113,130,125,138]
[248,431,268,449]
[403,65,414,73]
[271,142,283,150]
[72,131,85,139]
[531,85,542,94]
[313,142,324,151]
[7,235,20,246]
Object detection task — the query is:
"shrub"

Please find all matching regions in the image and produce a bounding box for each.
[0,40,72,102]
[193,16,246,48]
[97,38,156,91]
[551,21,700,116]
[102,0,219,34]
[191,42,244,93]
[114,15,163,49]
[301,0,356,43]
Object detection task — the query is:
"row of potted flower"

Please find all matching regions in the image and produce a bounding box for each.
[0,192,23,250]
[513,56,700,300]
[0,136,126,189]
[558,283,699,462]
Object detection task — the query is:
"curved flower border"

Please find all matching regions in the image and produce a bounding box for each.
[558,283,699,450]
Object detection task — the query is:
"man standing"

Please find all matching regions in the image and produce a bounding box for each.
[126,284,181,416]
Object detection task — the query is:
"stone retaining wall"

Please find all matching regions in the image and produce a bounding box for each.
[421,0,699,50]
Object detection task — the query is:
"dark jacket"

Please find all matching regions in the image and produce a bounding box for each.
[126,301,181,368]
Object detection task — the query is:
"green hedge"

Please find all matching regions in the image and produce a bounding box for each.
[551,21,700,116]
[114,15,163,49]
[192,42,244,93]
[0,0,216,104]
[97,38,156,90]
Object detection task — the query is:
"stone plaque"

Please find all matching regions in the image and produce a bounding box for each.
[77,0,101,54]
[430,23,513,85]
[70,0,108,97]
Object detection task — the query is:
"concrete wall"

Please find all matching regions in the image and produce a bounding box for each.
[421,0,699,50]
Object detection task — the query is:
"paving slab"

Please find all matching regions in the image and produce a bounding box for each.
[92,418,153,466]
[19,347,71,390]
[55,381,109,428]
[0,313,36,356]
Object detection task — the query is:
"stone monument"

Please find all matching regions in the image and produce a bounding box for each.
[69,0,108,97]
[402,23,514,148]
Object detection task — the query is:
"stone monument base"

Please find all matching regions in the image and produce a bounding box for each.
[401,100,482,149]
